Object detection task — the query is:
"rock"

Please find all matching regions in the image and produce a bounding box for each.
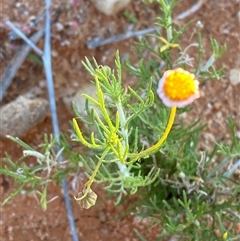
[0,96,48,138]
[229,68,240,86]
[62,82,99,117]
[98,211,107,222]
[90,0,130,15]
[101,228,109,234]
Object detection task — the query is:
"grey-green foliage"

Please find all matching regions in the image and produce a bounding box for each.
[72,52,161,205]
[1,0,239,240]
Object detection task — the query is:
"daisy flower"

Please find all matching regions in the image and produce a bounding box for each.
[157,68,200,107]
[131,69,200,160]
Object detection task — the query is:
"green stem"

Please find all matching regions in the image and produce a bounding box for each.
[75,148,109,201]
[116,102,128,147]
[129,106,176,161]
[116,102,130,177]
[166,5,173,69]
[195,33,203,75]
[166,15,173,41]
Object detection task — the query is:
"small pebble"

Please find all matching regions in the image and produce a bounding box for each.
[101,228,109,234]
[98,211,107,222]
[54,22,64,32]
[51,50,58,58]
[60,40,70,46]
[15,2,21,7]
[229,68,240,86]
[216,111,222,118]
[90,0,130,15]
[213,102,221,110]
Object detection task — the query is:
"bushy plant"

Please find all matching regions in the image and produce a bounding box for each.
[2,0,239,240]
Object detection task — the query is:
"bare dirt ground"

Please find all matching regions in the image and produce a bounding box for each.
[0,0,240,240]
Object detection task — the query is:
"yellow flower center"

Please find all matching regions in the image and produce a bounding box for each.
[163,70,197,101]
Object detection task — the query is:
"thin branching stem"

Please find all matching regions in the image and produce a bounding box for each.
[129,106,176,162]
